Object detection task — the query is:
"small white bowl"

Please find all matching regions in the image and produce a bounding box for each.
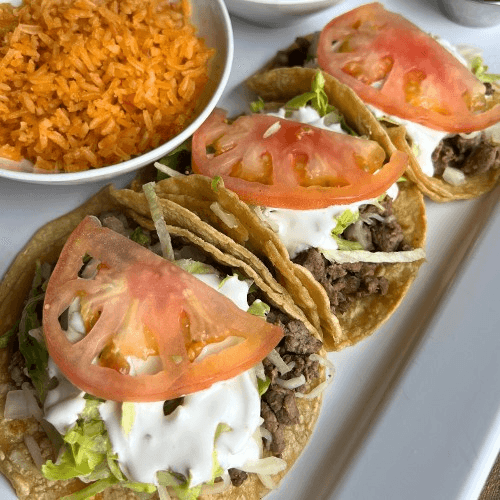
[438,0,500,27]
[224,0,345,27]
[0,0,234,185]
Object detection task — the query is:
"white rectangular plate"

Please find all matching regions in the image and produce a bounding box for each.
[0,1,499,499]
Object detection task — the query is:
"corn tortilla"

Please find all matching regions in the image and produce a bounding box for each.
[387,127,500,202]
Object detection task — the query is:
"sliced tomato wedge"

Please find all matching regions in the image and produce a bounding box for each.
[191,108,407,209]
[317,2,500,133]
[42,216,283,402]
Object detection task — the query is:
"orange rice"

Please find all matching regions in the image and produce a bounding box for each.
[0,0,214,172]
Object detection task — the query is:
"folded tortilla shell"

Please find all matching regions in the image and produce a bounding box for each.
[386,127,500,202]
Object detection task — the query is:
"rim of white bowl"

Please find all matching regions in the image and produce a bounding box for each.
[228,0,339,6]
[0,0,234,185]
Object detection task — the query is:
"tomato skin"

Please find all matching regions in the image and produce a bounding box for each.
[43,216,283,402]
[192,108,407,209]
[317,2,500,133]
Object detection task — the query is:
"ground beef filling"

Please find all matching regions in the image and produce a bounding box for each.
[432,131,500,178]
[227,310,323,485]
[293,197,409,316]
[259,309,322,458]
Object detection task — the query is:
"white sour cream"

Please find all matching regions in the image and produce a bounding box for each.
[43,270,263,488]
[44,359,86,435]
[100,369,261,486]
[261,183,399,259]
[368,105,449,177]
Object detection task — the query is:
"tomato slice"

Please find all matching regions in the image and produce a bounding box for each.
[42,216,283,402]
[317,2,500,133]
[191,108,407,209]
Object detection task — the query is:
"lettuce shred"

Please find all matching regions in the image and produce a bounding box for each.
[17,261,50,402]
[283,71,358,135]
[330,210,363,251]
[250,97,265,113]
[471,56,500,84]
[211,175,224,192]
[130,226,151,247]
[156,139,191,180]
[156,444,224,500]
[258,377,271,396]
[175,259,216,275]
[321,247,426,264]
[42,398,156,500]
[247,299,270,318]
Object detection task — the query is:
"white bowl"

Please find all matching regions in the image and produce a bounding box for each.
[0,0,233,185]
[224,0,344,27]
[438,0,500,27]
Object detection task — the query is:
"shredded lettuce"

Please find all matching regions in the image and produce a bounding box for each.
[43,399,156,500]
[121,402,135,437]
[157,140,191,180]
[157,471,202,500]
[285,71,335,117]
[130,226,151,247]
[257,377,271,396]
[250,97,265,113]
[330,210,363,251]
[143,182,175,261]
[175,259,216,275]
[332,209,359,234]
[157,433,226,500]
[210,450,225,485]
[321,247,426,264]
[42,399,114,481]
[218,272,249,289]
[332,237,363,251]
[61,477,156,500]
[247,300,270,318]
[17,261,50,402]
[283,71,358,135]
[471,56,500,84]
[211,175,224,192]
[215,422,231,440]
[0,320,18,348]
[61,477,121,500]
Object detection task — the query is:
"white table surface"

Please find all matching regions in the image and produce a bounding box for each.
[1,1,499,499]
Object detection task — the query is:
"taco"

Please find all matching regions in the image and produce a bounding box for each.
[128,71,427,350]
[246,2,500,202]
[0,184,329,500]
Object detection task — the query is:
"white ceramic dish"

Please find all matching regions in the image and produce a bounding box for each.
[1,1,500,499]
[0,0,234,185]
[438,0,500,27]
[224,0,345,27]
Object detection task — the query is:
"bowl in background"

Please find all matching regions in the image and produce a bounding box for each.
[224,0,344,27]
[0,0,234,185]
[438,0,500,27]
